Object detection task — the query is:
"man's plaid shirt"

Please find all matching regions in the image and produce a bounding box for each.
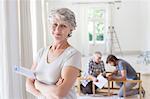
[88,59,106,77]
[81,59,106,87]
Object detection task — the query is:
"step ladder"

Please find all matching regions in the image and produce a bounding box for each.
[107,26,123,55]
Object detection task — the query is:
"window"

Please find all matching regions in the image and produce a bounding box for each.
[88,8,106,44]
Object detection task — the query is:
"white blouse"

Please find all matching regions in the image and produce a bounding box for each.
[34,46,82,99]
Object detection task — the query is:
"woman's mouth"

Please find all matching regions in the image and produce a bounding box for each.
[53,33,62,38]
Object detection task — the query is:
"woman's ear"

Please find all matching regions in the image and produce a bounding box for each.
[67,32,72,37]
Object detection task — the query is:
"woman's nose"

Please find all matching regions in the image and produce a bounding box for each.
[54,25,61,32]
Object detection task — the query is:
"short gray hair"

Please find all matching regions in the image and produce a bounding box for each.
[94,51,102,56]
[48,8,77,30]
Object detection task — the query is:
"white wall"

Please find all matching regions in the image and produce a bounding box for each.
[112,0,150,52]
[139,0,150,51]
[112,0,142,52]
[46,0,150,55]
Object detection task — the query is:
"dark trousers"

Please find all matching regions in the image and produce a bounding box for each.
[80,81,98,94]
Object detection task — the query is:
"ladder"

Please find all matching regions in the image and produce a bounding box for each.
[107,26,123,55]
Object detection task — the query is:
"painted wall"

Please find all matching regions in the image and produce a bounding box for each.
[46,0,150,55]
[112,0,150,52]
[139,0,150,51]
[112,0,142,52]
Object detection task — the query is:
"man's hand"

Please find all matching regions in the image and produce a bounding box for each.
[92,77,99,82]
[107,75,113,80]
[94,78,99,82]
[87,75,99,82]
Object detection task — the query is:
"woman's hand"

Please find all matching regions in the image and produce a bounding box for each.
[56,78,64,86]
[34,80,62,99]
[26,62,42,97]
[34,80,41,91]
[87,75,97,82]
[26,78,42,97]
[34,80,49,97]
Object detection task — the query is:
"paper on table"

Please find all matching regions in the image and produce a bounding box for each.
[14,65,36,79]
[93,75,108,89]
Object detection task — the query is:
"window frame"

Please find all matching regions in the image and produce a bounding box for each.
[86,6,108,45]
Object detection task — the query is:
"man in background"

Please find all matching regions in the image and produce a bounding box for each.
[106,54,145,97]
[80,51,106,94]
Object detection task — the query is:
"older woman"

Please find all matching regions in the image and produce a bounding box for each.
[26,8,82,99]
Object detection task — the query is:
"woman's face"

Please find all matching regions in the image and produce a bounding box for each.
[50,18,72,41]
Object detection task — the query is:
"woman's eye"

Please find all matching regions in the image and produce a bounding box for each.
[54,23,58,26]
[61,25,66,28]
[52,23,57,27]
